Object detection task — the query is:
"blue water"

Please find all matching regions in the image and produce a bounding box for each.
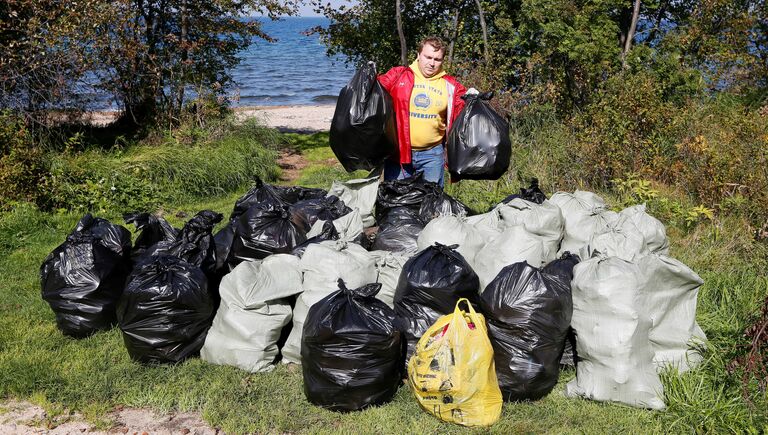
[231,17,355,106]
[78,17,354,110]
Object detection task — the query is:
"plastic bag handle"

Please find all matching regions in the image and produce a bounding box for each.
[453,298,478,317]
[452,298,482,331]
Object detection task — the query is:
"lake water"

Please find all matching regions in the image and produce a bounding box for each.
[232,17,355,106]
[82,17,355,110]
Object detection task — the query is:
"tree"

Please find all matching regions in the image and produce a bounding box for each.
[396,0,407,65]
[622,0,642,68]
[1,0,301,132]
[92,0,300,128]
[0,0,111,129]
[311,0,454,71]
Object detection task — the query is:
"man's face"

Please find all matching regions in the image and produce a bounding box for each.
[416,44,445,78]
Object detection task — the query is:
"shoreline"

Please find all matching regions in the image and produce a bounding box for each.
[72,104,337,132]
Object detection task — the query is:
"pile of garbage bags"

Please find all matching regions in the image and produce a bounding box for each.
[40,174,707,424]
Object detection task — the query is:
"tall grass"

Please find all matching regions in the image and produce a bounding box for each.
[42,119,281,213]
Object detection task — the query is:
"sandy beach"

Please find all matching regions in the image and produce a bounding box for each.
[234,104,335,133]
[81,104,336,133]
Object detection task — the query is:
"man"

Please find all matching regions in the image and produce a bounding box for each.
[377,36,469,187]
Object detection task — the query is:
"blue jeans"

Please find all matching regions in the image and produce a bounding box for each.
[384,144,445,187]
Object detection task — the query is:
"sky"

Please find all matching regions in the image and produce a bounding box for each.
[297,0,357,17]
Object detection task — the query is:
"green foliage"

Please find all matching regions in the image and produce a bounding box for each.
[1,184,767,433]
[1,1,301,130]
[10,119,282,214]
[611,175,716,231]
[91,0,300,127]
[570,72,767,224]
[0,113,50,208]
[0,0,107,123]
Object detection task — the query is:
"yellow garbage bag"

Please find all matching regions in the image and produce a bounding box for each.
[407,298,503,427]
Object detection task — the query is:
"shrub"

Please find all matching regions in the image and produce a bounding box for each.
[572,73,768,225]
[0,112,52,209]
[37,118,281,214]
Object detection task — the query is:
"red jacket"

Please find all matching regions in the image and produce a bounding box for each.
[378,66,466,165]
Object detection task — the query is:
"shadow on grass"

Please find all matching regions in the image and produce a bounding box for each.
[281,132,330,152]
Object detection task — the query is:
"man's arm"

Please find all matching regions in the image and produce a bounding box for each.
[452,80,468,121]
[377,66,407,93]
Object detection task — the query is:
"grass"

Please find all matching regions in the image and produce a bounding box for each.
[1,130,767,433]
[42,118,282,214]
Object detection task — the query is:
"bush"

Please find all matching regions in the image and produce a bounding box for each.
[0,112,52,209]
[18,118,282,214]
[572,72,768,225]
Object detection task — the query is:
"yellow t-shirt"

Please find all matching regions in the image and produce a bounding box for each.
[408,60,448,150]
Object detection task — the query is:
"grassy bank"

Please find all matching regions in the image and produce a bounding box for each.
[1,130,767,433]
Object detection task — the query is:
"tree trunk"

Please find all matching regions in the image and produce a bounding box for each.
[447,7,461,66]
[474,0,489,64]
[177,0,188,119]
[395,0,407,65]
[622,0,642,68]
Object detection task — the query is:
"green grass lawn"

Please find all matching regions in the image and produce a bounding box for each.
[1,132,766,434]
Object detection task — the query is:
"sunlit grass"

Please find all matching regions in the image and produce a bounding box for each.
[1,131,766,433]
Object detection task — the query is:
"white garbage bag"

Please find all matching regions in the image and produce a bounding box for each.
[473,225,545,291]
[497,198,564,262]
[638,253,706,372]
[281,240,377,364]
[416,215,486,266]
[327,176,379,228]
[465,208,504,244]
[201,254,302,372]
[550,191,618,256]
[306,208,364,242]
[580,214,647,262]
[370,250,411,308]
[565,255,666,410]
[620,204,670,255]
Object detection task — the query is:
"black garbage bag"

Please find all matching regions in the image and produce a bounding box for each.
[124,212,179,260]
[231,177,327,220]
[479,262,572,401]
[446,92,511,181]
[500,178,547,206]
[330,62,398,172]
[117,254,214,364]
[291,220,340,257]
[142,210,222,278]
[40,214,133,338]
[542,252,581,366]
[302,280,402,411]
[375,172,434,221]
[418,187,475,221]
[542,251,580,282]
[370,206,424,253]
[229,202,307,266]
[69,213,132,256]
[212,222,236,274]
[376,172,471,223]
[289,195,351,232]
[394,243,480,359]
[217,180,325,273]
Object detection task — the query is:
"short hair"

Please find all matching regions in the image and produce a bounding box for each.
[417,36,446,54]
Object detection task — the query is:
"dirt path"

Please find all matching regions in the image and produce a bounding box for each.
[0,400,219,434]
[277,148,310,184]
